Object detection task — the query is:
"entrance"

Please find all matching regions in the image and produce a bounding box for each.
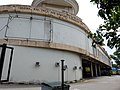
[82,59,92,78]
[0,44,13,82]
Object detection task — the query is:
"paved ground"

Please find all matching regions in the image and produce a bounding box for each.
[0,75,120,90]
[0,84,40,90]
[70,75,120,90]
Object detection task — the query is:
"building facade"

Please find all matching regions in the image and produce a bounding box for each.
[0,0,111,83]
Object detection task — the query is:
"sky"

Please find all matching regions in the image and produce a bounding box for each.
[0,0,113,55]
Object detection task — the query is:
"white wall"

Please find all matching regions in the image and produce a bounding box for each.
[86,37,93,54]
[0,14,9,38]
[0,13,88,50]
[0,14,50,41]
[0,13,110,73]
[9,45,82,83]
[53,19,86,50]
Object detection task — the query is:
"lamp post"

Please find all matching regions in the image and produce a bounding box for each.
[61,60,65,90]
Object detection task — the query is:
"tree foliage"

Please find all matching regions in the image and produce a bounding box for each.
[90,0,120,65]
[112,64,118,68]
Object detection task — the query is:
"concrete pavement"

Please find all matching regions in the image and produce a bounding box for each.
[70,75,120,90]
[0,75,120,90]
[0,84,40,90]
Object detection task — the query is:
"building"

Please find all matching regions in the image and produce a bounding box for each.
[0,0,111,83]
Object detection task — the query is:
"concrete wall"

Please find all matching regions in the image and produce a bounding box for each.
[8,45,82,83]
[0,13,110,65]
[0,13,111,82]
[0,14,103,58]
[52,19,86,49]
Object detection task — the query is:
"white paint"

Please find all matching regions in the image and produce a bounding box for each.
[30,19,45,40]
[53,19,86,49]
[0,14,8,38]
[9,46,82,82]
[0,13,110,66]
[0,13,91,51]
[0,11,111,82]
[7,18,30,38]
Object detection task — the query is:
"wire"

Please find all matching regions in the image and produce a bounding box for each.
[0,25,8,32]
[5,14,18,37]
[0,14,17,33]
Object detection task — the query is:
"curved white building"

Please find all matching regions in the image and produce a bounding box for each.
[0,0,111,83]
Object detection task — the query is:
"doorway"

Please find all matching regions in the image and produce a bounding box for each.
[82,59,92,78]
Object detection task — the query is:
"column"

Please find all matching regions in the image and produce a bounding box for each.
[91,62,93,77]
[99,65,101,76]
[95,64,98,77]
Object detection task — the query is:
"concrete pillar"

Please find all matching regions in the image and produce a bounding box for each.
[95,64,98,77]
[99,65,101,76]
[91,62,93,77]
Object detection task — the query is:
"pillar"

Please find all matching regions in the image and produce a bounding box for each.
[98,65,101,76]
[91,62,93,77]
[95,64,98,77]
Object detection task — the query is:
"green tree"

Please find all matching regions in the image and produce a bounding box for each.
[90,0,120,65]
[112,64,118,68]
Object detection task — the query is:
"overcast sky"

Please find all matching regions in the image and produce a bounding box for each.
[0,0,113,55]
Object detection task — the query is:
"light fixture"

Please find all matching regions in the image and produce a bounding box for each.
[64,65,68,70]
[35,62,40,67]
[73,66,77,70]
[79,66,82,69]
[55,62,60,67]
